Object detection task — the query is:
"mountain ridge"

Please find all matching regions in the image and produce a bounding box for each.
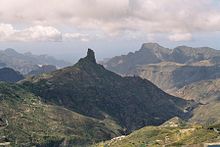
[0,67,24,82]
[21,48,193,133]
[0,48,71,74]
[104,43,220,75]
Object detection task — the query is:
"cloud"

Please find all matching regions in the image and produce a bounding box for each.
[63,33,90,42]
[168,33,192,42]
[0,0,220,39]
[0,24,62,42]
[0,23,104,42]
[0,23,94,42]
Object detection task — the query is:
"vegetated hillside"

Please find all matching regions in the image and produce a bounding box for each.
[27,65,57,76]
[104,43,220,75]
[0,82,122,146]
[21,49,193,133]
[136,62,220,91]
[95,117,220,147]
[0,48,70,74]
[0,67,24,82]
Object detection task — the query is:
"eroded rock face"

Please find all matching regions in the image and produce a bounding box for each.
[85,48,96,63]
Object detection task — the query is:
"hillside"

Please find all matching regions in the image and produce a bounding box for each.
[0,82,122,146]
[0,67,24,82]
[174,79,220,103]
[27,65,57,76]
[171,79,220,126]
[21,49,193,133]
[95,117,220,147]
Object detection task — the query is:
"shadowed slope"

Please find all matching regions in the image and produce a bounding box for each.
[22,49,193,132]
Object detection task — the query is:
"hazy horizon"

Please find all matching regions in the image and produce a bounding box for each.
[1,0,220,62]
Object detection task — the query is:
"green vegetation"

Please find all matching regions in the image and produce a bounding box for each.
[94,118,220,147]
[0,82,122,146]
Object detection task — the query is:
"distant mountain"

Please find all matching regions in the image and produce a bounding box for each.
[0,67,24,82]
[104,43,170,75]
[136,62,220,91]
[104,43,220,93]
[22,49,192,133]
[0,48,71,74]
[27,65,57,76]
[104,43,220,75]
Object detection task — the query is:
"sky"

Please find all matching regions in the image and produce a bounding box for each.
[0,0,220,62]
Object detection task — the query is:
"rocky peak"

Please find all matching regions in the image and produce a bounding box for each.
[75,48,98,68]
[140,43,170,54]
[141,43,160,50]
[85,48,96,63]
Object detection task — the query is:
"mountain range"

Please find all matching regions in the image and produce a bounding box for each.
[104,43,220,91]
[0,47,220,146]
[0,49,198,146]
[0,48,70,75]
[104,42,220,127]
[104,43,220,76]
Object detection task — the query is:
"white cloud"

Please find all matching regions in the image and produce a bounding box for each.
[0,24,62,42]
[168,33,192,42]
[63,33,90,42]
[0,23,99,42]
[0,0,220,39]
